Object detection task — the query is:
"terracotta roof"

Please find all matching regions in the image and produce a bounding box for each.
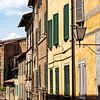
[18,12,32,27]
[0,37,26,44]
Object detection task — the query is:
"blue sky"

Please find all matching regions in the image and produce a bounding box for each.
[0,0,31,40]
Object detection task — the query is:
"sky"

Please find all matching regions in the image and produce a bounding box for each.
[0,0,32,40]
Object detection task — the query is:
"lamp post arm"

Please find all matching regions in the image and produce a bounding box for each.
[76,43,100,55]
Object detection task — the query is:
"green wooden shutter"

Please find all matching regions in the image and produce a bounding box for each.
[64,65,70,96]
[48,20,52,48]
[38,20,41,41]
[64,4,69,41]
[50,69,53,94]
[55,68,59,95]
[44,12,47,33]
[53,13,59,46]
[44,63,47,87]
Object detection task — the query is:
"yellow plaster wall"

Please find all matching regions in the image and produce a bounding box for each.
[75,34,96,96]
[75,0,99,97]
[48,0,72,96]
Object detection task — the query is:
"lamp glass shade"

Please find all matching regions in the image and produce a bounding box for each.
[76,27,86,41]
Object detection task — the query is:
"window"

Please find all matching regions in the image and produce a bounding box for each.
[38,0,42,6]
[50,69,53,94]
[48,20,52,48]
[27,30,30,49]
[38,20,41,41]
[76,0,84,23]
[38,65,41,87]
[44,11,47,33]
[64,65,70,96]
[15,85,18,96]
[30,25,32,48]
[27,25,33,49]
[44,63,47,87]
[53,13,59,46]
[27,62,32,78]
[55,67,59,95]
[36,71,38,89]
[64,4,69,41]
[0,55,1,66]
[79,61,86,96]
[19,85,21,98]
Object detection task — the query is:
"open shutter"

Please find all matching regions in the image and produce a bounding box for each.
[64,65,70,96]
[44,12,47,33]
[44,63,47,87]
[38,20,41,41]
[55,68,59,95]
[50,69,53,94]
[76,0,84,23]
[64,4,69,41]
[48,20,52,48]
[53,13,59,46]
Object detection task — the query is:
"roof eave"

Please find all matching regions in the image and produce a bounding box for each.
[18,12,32,27]
[28,0,34,7]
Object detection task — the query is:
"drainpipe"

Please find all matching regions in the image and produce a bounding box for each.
[46,0,48,99]
[71,0,75,99]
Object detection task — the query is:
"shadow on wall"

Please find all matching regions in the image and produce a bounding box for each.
[97,85,100,100]
[46,94,98,100]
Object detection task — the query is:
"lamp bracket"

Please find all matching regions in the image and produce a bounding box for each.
[76,43,100,55]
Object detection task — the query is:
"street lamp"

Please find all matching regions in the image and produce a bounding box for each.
[73,25,86,46]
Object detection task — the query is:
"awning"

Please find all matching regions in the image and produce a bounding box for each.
[18,12,32,27]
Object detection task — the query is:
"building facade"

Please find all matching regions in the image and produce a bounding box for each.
[48,0,72,99]
[75,0,100,100]
[16,52,27,100]
[19,0,47,100]
[0,38,26,87]
[28,0,47,100]
[0,43,4,86]
[19,12,33,100]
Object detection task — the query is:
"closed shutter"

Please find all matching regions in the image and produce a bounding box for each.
[50,69,53,94]
[76,0,84,22]
[79,61,86,96]
[55,68,59,95]
[44,12,47,33]
[53,13,59,46]
[44,63,47,87]
[64,65,70,96]
[48,20,52,48]
[64,4,69,41]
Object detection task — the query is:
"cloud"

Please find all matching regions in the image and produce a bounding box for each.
[0,0,30,16]
[2,32,22,40]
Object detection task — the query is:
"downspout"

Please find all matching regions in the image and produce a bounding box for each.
[46,0,48,97]
[71,0,75,99]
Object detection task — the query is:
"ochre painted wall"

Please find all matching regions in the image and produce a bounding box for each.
[75,0,100,97]
[48,0,72,96]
